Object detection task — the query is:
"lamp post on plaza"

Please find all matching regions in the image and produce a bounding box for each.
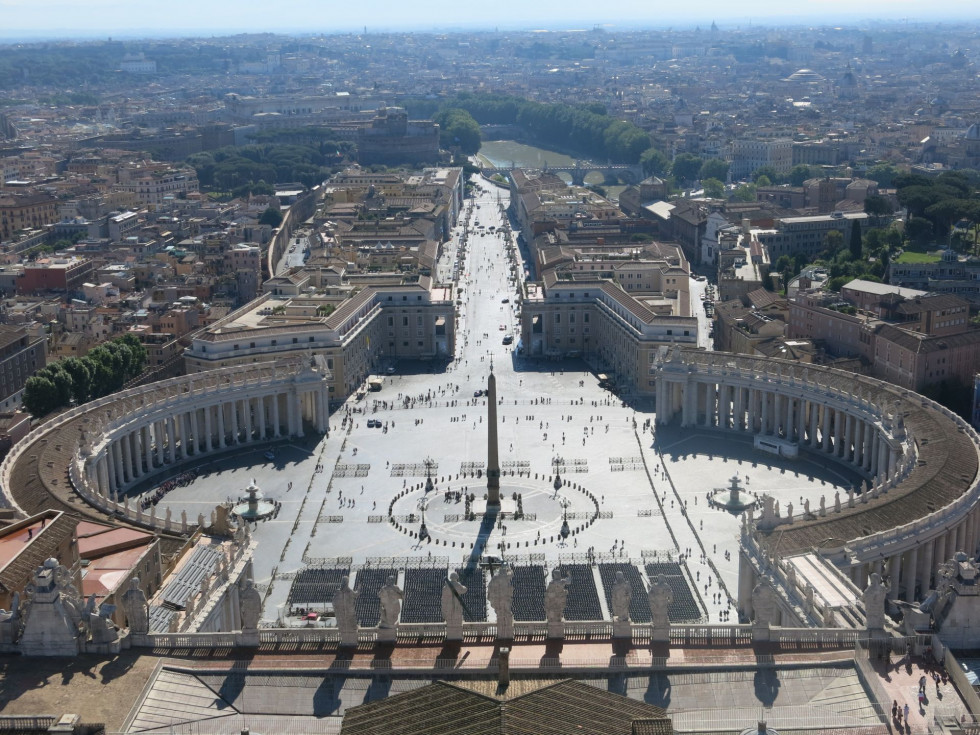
[559,497,571,546]
[418,495,429,544]
[424,456,436,493]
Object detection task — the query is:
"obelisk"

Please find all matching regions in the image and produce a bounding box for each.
[487,368,500,506]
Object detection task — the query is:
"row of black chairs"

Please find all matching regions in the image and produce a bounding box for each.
[511,565,547,622]
[401,568,448,623]
[287,567,350,607]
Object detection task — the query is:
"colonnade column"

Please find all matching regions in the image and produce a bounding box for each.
[98,456,112,500]
[921,539,935,596]
[179,413,189,459]
[204,407,213,452]
[294,390,305,438]
[821,406,832,452]
[272,394,281,438]
[112,441,124,488]
[166,417,177,462]
[217,404,227,448]
[316,389,328,434]
[190,410,200,454]
[143,425,154,471]
[121,433,133,484]
[258,397,268,439]
[230,401,240,444]
[905,547,919,603]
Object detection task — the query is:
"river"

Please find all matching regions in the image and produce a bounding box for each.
[476,140,627,200]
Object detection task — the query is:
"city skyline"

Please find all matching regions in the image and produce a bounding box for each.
[1,0,980,40]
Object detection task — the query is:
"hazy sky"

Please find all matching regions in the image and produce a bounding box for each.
[1,0,979,39]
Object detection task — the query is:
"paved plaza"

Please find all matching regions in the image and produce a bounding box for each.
[134,180,860,627]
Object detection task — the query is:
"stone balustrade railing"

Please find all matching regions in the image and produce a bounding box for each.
[129,621,871,654]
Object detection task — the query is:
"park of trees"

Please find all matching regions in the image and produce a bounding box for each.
[407,92,651,164]
[186,134,350,197]
[22,334,148,418]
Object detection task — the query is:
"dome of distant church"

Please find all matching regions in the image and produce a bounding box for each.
[966,122,980,140]
[784,68,825,83]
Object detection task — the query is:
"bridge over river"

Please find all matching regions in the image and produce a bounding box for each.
[482,162,644,186]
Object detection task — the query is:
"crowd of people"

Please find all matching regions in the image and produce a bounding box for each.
[140,468,199,509]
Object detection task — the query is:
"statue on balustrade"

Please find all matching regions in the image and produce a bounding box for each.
[442,572,468,637]
[752,580,778,627]
[333,576,360,645]
[648,574,674,630]
[488,564,514,639]
[378,576,403,628]
[239,579,262,631]
[863,572,889,630]
[545,568,571,624]
[611,571,632,622]
[121,577,148,634]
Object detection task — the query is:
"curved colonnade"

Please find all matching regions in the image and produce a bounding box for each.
[656,349,980,611]
[0,360,331,536]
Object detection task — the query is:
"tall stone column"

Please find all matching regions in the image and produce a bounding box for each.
[681,379,694,427]
[190,409,200,454]
[286,392,296,436]
[734,385,745,430]
[121,433,133,483]
[833,409,843,456]
[809,402,819,447]
[935,533,948,569]
[787,396,795,441]
[316,389,328,434]
[179,413,189,459]
[217,404,227,448]
[112,441,124,487]
[143,425,153,471]
[204,406,213,452]
[487,370,501,506]
[272,393,281,438]
[294,391,305,438]
[820,405,831,452]
[166,417,177,462]
[230,400,240,444]
[655,376,666,423]
[905,547,919,603]
[921,539,935,596]
[98,455,111,498]
[154,421,164,466]
[241,399,252,443]
[853,421,864,467]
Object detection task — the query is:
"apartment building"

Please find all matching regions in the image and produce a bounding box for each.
[0,324,48,411]
[789,279,980,392]
[17,257,94,295]
[727,139,793,180]
[756,212,868,260]
[0,192,58,241]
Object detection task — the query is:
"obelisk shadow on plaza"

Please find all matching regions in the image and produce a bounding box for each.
[463,506,499,575]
